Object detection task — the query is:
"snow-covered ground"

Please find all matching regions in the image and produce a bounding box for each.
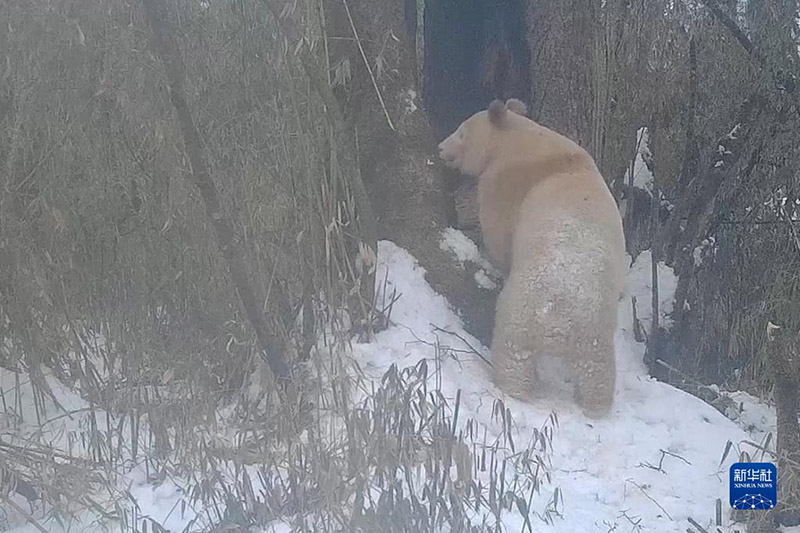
[1,234,795,532]
[354,238,788,533]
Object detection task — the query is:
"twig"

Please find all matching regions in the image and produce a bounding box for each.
[0,439,100,466]
[380,287,402,321]
[699,0,754,55]
[0,492,48,533]
[637,448,692,473]
[602,519,618,532]
[626,479,673,521]
[631,296,644,342]
[617,510,643,532]
[654,359,727,400]
[740,440,800,469]
[399,325,476,367]
[687,517,710,533]
[663,449,692,465]
[430,325,491,366]
[342,0,397,131]
[341,0,395,131]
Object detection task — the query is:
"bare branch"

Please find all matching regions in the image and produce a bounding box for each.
[700,0,755,56]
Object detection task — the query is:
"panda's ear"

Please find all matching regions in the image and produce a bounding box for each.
[505,98,528,117]
[488,99,506,126]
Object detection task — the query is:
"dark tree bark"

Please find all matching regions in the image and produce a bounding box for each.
[663,94,764,268]
[141,0,289,381]
[320,0,500,345]
[655,95,766,378]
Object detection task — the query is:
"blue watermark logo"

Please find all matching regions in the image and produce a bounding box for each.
[729,462,777,510]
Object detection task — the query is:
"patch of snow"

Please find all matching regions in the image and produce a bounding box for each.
[626,127,655,195]
[439,227,502,289]
[125,472,202,532]
[350,240,762,532]
[403,88,418,114]
[474,269,497,290]
[693,245,704,267]
[440,227,486,266]
[627,250,678,333]
[693,236,717,267]
[726,390,778,454]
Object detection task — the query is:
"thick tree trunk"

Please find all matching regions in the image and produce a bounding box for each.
[323,0,500,345]
[141,0,289,381]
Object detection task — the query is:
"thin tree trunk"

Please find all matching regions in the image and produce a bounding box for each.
[141,0,289,382]
[647,120,660,371]
[674,33,698,200]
